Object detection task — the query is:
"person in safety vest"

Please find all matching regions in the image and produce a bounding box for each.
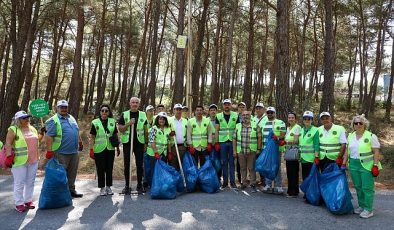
[236,102,247,185]
[168,103,187,170]
[182,106,190,119]
[117,97,148,194]
[232,110,261,192]
[284,112,302,197]
[299,111,319,181]
[89,105,120,196]
[253,102,268,186]
[45,100,84,198]
[215,99,239,189]
[315,112,347,171]
[342,114,382,219]
[187,105,213,167]
[260,106,286,194]
[146,112,171,184]
[5,111,43,212]
[208,104,220,179]
[143,105,155,188]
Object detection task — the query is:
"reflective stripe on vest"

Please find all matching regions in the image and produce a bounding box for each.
[235,123,257,153]
[347,131,382,171]
[10,125,38,167]
[299,126,318,162]
[261,119,285,149]
[120,111,147,144]
[92,118,116,153]
[318,124,344,160]
[217,112,238,142]
[189,117,210,148]
[146,126,170,156]
[285,124,301,150]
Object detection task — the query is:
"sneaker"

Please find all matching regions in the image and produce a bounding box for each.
[121,186,131,195]
[106,186,114,195]
[220,183,228,190]
[354,207,363,214]
[24,202,35,209]
[360,210,374,219]
[286,194,297,198]
[240,184,247,190]
[15,205,26,213]
[275,187,284,194]
[230,183,238,189]
[250,185,257,193]
[137,184,146,193]
[262,185,271,192]
[100,187,107,196]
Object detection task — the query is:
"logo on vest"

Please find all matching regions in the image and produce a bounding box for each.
[139,119,143,122]
[307,133,311,137]
[276,126,280,130]
[232,118,236,121]
[290,133,294,136]
[193,124,196,128]
[332,131,337,135]
[364,138,369,143]
[320,134,323,138]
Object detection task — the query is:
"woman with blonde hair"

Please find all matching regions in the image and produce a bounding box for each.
[343,114,382,219]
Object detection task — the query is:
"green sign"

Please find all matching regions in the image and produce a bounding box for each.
[29,99,49,118]
[177,35,187,49]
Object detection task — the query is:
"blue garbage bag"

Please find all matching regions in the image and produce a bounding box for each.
[166,163,185,193]
[300,164,321,206]
[143,153,151,185]
[319,163,354,215]
[198,159,220,193]
[255,131,280,180]
[39,158,72,209]
[209,150,221,173]
[183,152,198,192]
[151,159,179,199]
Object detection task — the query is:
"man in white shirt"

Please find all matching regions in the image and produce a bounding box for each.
[168,104,188,171]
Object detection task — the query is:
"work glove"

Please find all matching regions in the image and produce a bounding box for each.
[314,157,320,166]
[5,155,14,168]
[169,131,175,137]
[371,165,379,177]
[207,143,212,152]
[154,152,160,160]
[214,142,220,152]
[272,135,278,141]
[336,157,343,166]
[79,141,84,151]
[189,146,196,155]
[278,140,286,146]
[46,150,54,159]
[167,151,173,162]
[89,149,95,160]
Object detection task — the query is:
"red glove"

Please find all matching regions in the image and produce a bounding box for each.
[278,140,286,146]
[154,152,160,160]
[167,152,173,162]
[336,157,343,166]
[5,155,14,168]
[89,149,95,159]
[46,151,54,159]
[207,143,212,152]
[214,142,220,152]
[314,157,320,165]
[79,141,83,151]
[272,135,278,141]
[169,131,175,137]
[189,146,196,155]
[371,165,379,177]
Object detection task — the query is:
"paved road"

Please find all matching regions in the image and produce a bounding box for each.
[1,175,394,230]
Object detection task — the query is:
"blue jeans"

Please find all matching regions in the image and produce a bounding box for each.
[220,141,235,185]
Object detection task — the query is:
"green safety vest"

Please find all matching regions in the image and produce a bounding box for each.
[0,141,3,150]
[261,119,286,150]
[285,124,301,149]
[318,124,345,160]
[46,114,77,151]
[189,117,210,148]
[168,116,188,145]
[9,125,38,167]
[146,126,170,156]
[347,131,382,171]
[217,112,238,142]
[146,118,154,130]
[120,111,147,144]
[210,119,216,136]
[92,118,116,153]
[299,126,318,163]
[235,123,258,154]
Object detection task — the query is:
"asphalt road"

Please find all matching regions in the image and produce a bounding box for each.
[1,175,394,230]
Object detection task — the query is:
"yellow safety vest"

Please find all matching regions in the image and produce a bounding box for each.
[299,126,318,163]
[92,118,116,153]
[120,110,147,144]
[9,125,38,167]
[347,131,382,171]
[217,112,238,142]
[318,124,345,160]
[189,117,210,148]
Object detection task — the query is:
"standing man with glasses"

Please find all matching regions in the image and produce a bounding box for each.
[168,104,188,170]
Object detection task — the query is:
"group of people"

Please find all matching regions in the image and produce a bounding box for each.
[2,97,382,219]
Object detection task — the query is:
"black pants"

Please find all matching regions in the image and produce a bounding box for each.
[94,149,115,188]
[123,141,144,187]
[236,158,241,184]
[301,162,313,181]
[319,158,335,172]
[193,149,208,168]
[286,160,299,196]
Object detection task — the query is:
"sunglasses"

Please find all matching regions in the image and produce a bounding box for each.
[354,122,363,125]
[20,117,30,120]
[303,117,312,121]
[59,106,68,109]
[101,109,109,113]
[267,111,274,114]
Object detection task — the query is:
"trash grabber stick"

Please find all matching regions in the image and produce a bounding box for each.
[173,136,187,189]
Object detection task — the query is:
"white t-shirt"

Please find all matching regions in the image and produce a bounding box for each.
[173,117,185,144]
[349,134,380,159]
[321,127,347,144]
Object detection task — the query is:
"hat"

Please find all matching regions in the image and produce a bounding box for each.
[145,105,154,112]
[238,102,246,107]
[14,111,32,120]
[182,106,189,111]
[173,103,183,109]
[223,99,232,104]
[255,102,264,108]
[209,104,218,109]
[157,112,168,118]
[267,107,276,113]
[319,112,331,118]
[303,111,314,118]
[57,100,68,107]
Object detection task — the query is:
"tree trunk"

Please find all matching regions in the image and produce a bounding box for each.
[173,0,186,105]
[384,31,394,122]
[242,0,254,107]
[210,0,223,105]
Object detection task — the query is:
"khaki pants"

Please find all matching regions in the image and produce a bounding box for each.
[55,153,80,193]
[238,152,256,185]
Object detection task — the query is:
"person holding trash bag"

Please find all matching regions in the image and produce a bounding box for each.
[45,100,84,198]
[316,112,347,171]
[208,104,221,178]
[89,104,120,196]
[5,111,43,212]
[143,105,155,188]
[299,111,320,181]
[254,102,267,186]
[343,114,382,219]
[232,111,261,192]
[187,105,213,168]
[284,112,301,197]
[118,97,148,194]
[168,103,188,170]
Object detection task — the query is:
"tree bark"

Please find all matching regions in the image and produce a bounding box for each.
[173,0,186,105]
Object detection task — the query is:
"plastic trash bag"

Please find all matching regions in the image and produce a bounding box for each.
[39,158,72,209]
[198,159,220,193]
[166,163,185,193]
[209,150,221,173]
[182,152,198,192]
[300,164,321,206]
[151,159,179,199]
[255,131,280,180]
[319,163,354,215]
[143,153,151,185]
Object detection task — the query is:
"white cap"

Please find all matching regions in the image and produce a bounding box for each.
[182,106,189,110]
[223,99,232,104]
[303,111,314,118]
[57,100,68,107]
[173,103,183,109]
[255,102,264,108]
[267,107,276,113]
[238,102,246,106]
[14,111,32,119]
[145,105,154,111]
[157,112,168,118]
[319,111,331,118]
[209,104,218,109]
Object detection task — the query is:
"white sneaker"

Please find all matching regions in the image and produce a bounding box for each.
[359,210,374,219]
[106,186,113,195]
[354,207,363,214]
[275,187,284,194]
[262,185,271,192]
[100,187,107,196]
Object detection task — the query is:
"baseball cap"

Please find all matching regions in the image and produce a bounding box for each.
[303,111,314,118]
[209,104,218,109]
[319,112,331,118]
[173,103,183,109]
[223,99,232,104]
[57,100,68,107]
[238,102,246,107]
[255,102,264,108]
[145,105,154,112]
[182,106,189,111]
[157,112,167,118]
[267,107,276,113]
[14,111,32,120]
